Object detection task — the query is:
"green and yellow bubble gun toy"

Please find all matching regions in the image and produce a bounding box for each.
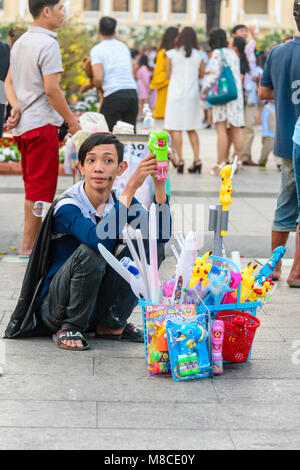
[148,130,169,181]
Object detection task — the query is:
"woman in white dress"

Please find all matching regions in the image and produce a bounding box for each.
[165,27,205,174]
[207,29,245,175]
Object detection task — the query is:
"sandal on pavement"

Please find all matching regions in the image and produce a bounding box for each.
[287,281,300,288]
[95,323,144,343]
[121,323,144,343]
[52,328,90,351]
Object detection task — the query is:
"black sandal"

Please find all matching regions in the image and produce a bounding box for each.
[121,323,144,343]
[52,328,90,351]
[95,323,144,343]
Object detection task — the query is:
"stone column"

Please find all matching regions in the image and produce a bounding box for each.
[103,0,111,15]
[190,0,199,24]
[132,0,140,22]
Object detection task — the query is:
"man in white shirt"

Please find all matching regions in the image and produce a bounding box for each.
[90,16,138,132]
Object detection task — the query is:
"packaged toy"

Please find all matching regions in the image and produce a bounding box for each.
[166,314,212,381]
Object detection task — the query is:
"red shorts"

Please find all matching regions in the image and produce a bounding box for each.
[15,124,59,203]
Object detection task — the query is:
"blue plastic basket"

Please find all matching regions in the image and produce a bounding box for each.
[139,256,261,363]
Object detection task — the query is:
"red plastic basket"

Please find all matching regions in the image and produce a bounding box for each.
[216,311,261,363]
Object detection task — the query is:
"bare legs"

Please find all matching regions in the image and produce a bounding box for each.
[272,227,300,285]
[187,130,201,163]
[213,122,243,174]
[19,199,42,256]
[169,131,183,163]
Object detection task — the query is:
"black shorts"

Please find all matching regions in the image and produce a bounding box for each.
[100,89,139,132]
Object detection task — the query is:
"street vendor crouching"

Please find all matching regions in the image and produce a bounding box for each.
[4,133,172,350]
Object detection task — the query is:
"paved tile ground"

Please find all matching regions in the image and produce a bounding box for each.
[0,127,299,450]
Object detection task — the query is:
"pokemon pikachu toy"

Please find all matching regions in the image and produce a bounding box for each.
[236,262,258,303]
[248,279,274,303]
[190,251,213,289]
[219,164,234,237]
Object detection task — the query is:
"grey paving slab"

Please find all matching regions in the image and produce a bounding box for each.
[97,402,300,432]
[0,400,97,428]
[0,427,235,450]
[230,431,300,451]
[213,378,300,404]
[1,351,94,376]
[0,373,218,404]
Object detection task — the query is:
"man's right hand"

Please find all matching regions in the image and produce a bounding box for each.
[5,106,20,131]
[68,119,81,136]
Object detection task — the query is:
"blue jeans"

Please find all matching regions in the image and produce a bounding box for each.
[273,158,299,232]
[39,241,165,333]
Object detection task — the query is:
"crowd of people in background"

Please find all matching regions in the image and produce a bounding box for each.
[126,22,278,177]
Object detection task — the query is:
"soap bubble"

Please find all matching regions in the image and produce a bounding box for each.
[32,201,49,218]
[68,388,77,401]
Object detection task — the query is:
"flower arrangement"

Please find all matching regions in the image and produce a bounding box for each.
[0,138,21,162]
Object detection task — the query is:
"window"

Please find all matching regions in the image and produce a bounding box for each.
[244,0,268,15]
[84,0,100,10]
[172,0,187,13]
[113,0,129,11]
[0,0,3,9]
[143,0,158,12]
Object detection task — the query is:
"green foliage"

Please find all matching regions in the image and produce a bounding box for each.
[57,20,98,100]
[124,24,206,48]
[256,29,295,52]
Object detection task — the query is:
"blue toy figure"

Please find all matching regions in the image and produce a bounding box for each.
[255,246,286,284]
[204,266,232,305]
[166,316,212,381]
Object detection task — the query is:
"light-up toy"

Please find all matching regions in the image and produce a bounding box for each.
[211,320,225,375]
[148,131,169,181]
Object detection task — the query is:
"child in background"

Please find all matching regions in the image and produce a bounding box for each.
[258,101,276,170]
[137,54,153,120]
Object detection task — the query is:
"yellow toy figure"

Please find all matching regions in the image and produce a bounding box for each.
[190,251,213,289]
[219,164,233,237]
[248,280,274,303]
[235,262,258,303]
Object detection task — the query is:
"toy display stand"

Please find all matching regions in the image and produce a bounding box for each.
[139,254,261,366]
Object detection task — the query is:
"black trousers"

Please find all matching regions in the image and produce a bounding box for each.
[100,89,139,132]
[39,241,166,333]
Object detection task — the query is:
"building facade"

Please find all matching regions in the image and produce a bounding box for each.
[0,0,296,32]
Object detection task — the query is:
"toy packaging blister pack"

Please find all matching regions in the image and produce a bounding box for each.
[144,304,197,376]
[166,314,213,382]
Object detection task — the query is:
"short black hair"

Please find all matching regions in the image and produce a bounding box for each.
[294,0,300,31]
[78,133,124,166]
[231,24,248,36]
[99,16,117,37]
[29,0,60,18]
[208,28,228,51]
[139,54,149,68]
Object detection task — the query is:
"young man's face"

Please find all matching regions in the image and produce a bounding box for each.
[78,144,127,192]
[234,27,248,40]
[44,0,65,29]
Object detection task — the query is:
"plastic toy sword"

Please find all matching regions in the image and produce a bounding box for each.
[149,203,160,303]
